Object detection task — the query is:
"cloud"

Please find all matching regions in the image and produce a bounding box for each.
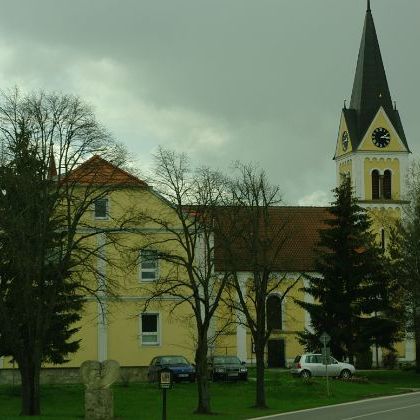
[0,0,418,205]
[298,190,332,207]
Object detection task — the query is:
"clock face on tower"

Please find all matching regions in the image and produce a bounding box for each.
[342,131,349,151]
[372,127,391,148]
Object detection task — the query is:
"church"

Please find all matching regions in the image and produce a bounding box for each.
[0,1,414,376]
[334,0,410,244]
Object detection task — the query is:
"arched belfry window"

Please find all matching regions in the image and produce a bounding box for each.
[383,170,392,199]
[372,170,380,199]
[266,295,282,331]
[372,170,392,200]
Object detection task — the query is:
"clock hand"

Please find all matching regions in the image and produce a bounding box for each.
[381,135,390,139]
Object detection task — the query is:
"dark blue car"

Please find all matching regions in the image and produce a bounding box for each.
[208,355,248,381]
[147,355,196,383]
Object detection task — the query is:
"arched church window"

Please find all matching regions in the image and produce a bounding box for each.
[383,170,392,199]
[266,295,282,331]
[372,170,380,199]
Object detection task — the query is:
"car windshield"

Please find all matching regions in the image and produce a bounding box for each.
[213,356,241,365]
[160,356,189,365]
[294,355,301,363]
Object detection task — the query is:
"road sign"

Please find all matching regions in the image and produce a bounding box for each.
[320,332,331,345]
[320,332,331,397]
[321,347,331,365]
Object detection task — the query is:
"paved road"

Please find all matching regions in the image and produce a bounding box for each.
[249,391,420,420]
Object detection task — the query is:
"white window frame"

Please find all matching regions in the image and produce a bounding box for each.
[94,197,109,220]
[140,313,160,346]
[139,249,159,282]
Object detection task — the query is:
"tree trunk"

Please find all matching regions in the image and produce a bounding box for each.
[254,338,267,409]
[19,357,41,416]
[414,305,420,374]
[194,335,211,414]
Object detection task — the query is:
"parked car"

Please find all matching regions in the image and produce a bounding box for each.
[147,355,196,383]
[290,354,355,379]
[208,355,248,381]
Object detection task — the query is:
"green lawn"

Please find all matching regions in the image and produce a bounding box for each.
[1,369,420,419]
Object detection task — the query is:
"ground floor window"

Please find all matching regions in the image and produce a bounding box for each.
[140,313,160,345]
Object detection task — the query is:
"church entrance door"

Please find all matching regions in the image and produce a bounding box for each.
[267,339,285,368]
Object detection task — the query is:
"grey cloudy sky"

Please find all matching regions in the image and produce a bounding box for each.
[0,0,418,205]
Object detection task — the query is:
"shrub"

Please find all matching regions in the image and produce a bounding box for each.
[119,370,131,387]
[399,361,415,371]
[383,351,398,369]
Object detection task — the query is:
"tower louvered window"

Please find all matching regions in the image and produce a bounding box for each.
[372,170,380,199]
[383,170,392,199]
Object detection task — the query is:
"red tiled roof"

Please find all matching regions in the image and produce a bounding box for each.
[64,155,148,187]
[214,206,331,273]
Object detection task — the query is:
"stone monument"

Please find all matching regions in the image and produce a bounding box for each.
[80,360,120,420]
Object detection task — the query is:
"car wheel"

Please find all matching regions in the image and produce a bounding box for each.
[300,370,311,379]
[340,369,352,379]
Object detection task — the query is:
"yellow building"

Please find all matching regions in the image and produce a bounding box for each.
[49,156,197,369]
[0,2,414,375]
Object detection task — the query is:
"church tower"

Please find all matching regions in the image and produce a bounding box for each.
[334,0,410,239]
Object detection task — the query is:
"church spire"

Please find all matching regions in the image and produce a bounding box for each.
[345,2,408,150]
[350,1,392,118]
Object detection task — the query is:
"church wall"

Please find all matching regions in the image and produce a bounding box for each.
[358,109,406,153]
[216,274,306,365]
[363,157,401,200]
[339,159,352,179]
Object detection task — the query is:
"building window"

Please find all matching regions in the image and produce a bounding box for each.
[140,313,160,345]
[372,170,380,199]
[266,295,282,331]
[372,170,392,200]
[94,198,108,219]
[383,170,392,199]
[140,249,158,281]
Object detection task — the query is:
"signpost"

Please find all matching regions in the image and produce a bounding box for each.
[320,332,331,397]
[159,368,173,420]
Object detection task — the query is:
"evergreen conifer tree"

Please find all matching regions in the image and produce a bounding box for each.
[296,177,401,363]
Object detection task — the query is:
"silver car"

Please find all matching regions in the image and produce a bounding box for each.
[290,354,355,379]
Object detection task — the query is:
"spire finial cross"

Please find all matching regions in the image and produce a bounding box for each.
[367,0,371,12]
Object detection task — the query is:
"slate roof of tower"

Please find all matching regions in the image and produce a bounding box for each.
[344,3,409,151]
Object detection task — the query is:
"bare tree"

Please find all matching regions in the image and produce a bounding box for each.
[129,147,232,414]
[218,163,299,409]
[0,88,130,415]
